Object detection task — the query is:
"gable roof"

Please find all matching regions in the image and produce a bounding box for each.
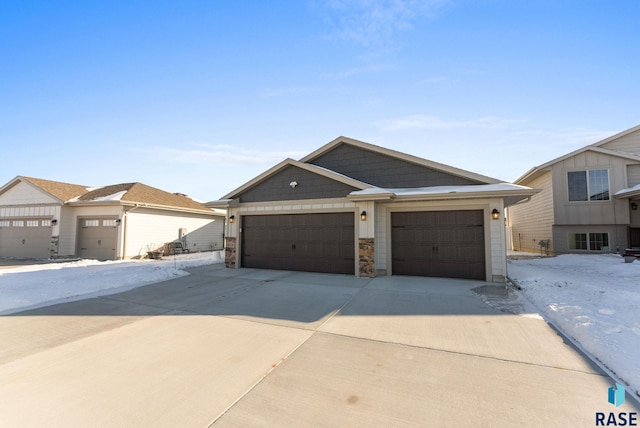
[592,124,640,148]
[221,158,373,200]
[301,136,502,185]
[0,176,90,203]
[514,138,640,185]
[73,182,213,213]
[0,176,214,214]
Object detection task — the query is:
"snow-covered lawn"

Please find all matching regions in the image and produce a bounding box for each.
[0,251,224,315]
[508,253,640,399]
[1,251,637,399]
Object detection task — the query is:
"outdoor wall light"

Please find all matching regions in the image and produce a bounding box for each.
[229,215,235,223]
[632,202,638,211]
[491,209,500,220]
[289,181,298,188]
[360,211,367,221]
[51,219,58,225]
[115,219,122,225]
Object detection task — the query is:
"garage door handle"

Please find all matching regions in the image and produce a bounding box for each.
[292,244,296,250]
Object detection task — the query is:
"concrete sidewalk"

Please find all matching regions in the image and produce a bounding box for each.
[0,265,636,427]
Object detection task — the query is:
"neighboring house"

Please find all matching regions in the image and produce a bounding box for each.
[507,124,640,255]
[208,137,537,282]
[0,176,225,260]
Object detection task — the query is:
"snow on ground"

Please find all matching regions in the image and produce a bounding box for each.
[0,251,224,315]
[0,250,637,399]
[508,253,640,398]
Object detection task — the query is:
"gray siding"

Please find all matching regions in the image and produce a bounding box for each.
[310,144,483,188]
[239,165,358,203]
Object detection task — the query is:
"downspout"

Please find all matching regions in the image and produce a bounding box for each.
[121,204,140,259]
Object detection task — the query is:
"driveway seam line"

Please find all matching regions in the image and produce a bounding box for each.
[317,331,608,377]
[207,279,371,427]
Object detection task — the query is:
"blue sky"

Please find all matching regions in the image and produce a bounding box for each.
[1,0,639,201]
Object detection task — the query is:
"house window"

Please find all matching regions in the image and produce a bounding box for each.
[568,233,587,250]
[569,232,609,251]
[567,169,609,201]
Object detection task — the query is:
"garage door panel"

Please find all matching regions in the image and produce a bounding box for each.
[391,210,485,280]
[0,219,51,259]
[241,213,354,274]
[78,219,117,260]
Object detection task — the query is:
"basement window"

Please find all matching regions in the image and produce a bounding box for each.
[569,232,609,251]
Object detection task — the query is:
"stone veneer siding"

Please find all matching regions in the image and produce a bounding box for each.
[358,238,375,277]
[225,237,237,268]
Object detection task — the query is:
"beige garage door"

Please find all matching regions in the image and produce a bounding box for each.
[0,219,52,259]
[78,218,118,260]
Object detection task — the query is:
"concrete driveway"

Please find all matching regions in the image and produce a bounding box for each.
[0,264,636,427]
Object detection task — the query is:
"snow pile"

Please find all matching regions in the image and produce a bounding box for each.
[508,254,640,397]
[0,251,223,315]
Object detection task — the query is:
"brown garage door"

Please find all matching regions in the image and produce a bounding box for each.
[241,213,355,274]
[391,210,485,280]
[0,219,51,259]
[78,218,118,260]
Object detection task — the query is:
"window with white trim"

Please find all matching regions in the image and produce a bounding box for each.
[567,169,610,201]
[26,220,39,227]
[569,232,609,251]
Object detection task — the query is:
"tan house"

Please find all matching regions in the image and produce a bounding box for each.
[209,137,537,282]
[0,176,225,260]
[508,124,640,255]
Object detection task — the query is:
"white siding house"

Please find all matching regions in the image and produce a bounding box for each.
[0,176,225,260]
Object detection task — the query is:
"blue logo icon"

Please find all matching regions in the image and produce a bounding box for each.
[608,383,625,407]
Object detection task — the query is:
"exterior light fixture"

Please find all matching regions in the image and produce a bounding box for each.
[51,219,58,225]
[229,215,235,223]
[491,209,500,220]
[632,202,638,211]
[360,211,367,221]
[289,181,298,188]
[115,219,122,225]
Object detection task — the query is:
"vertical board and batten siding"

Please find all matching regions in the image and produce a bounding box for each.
[0,181,58,205]
[599,129,640,155]
[124,209,223,258]
[508,172,554,253]
[309,144,484,188]
[552,151,629,226]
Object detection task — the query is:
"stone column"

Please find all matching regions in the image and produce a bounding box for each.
[358,238,375,277]
[225,237,237,268]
